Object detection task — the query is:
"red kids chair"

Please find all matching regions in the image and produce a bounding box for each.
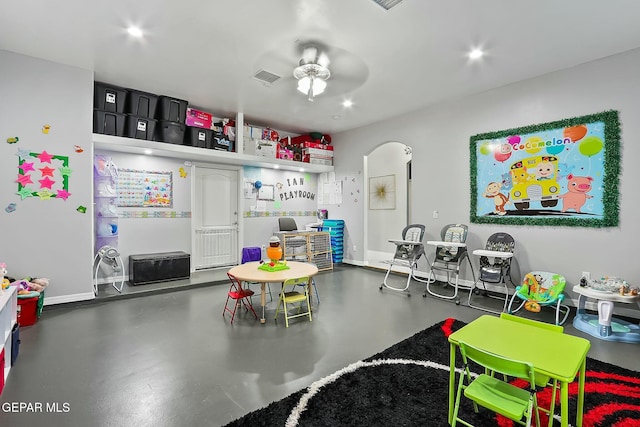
[223,273,258,324]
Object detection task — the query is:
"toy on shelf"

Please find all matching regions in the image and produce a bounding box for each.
[0,262,8,292]
[259,236,290,272]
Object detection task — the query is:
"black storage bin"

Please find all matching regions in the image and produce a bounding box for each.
[94,82,128,113]
[125,115,157,140]
[126,89,159,118]
[157,96,188,122]
[11,323,19,365]
[93,109,126,136]
[129,252,191,285]
[155,120,186,144]
[212,134,233,151]
[186,126,213,148]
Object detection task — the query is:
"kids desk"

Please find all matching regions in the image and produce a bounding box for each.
[448,315,591,427]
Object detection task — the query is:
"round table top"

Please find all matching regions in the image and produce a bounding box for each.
[228,261,319,283]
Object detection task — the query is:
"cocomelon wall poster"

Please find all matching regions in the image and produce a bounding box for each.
[470,110,620,228]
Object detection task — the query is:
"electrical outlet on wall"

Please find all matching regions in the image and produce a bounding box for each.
[353,245,357,252]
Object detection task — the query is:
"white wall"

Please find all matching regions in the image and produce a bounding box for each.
[331,48,640,310]
[0,50,94,303]
[242,168,318,249]
[95,151,192,266]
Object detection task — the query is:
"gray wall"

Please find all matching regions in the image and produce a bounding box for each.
[0,50,94,303]
[330,48,640,315]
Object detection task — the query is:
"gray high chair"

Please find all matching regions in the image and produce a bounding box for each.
[423,223,476,304]
[467,232,515,314]
[379,224,428,297]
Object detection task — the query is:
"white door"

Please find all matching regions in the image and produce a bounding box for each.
[192,166,239,270]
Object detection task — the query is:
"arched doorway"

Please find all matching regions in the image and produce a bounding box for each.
[364,142,412,269]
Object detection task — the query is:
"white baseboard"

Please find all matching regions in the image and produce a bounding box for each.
[44,292,95,306]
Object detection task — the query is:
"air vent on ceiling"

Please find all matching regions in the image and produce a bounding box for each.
[253,69,281,85]
[371,0,404,10]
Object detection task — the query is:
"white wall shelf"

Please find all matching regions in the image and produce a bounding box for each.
[93,134,334,173]
[1,286,17,392]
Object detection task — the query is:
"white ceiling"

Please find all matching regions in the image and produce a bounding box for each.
[2,0,640,135]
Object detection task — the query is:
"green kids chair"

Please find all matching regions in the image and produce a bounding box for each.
[452,340,541,427]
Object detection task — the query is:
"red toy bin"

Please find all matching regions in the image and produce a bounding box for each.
[17,296,39,327]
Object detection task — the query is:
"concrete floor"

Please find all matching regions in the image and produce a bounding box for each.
[1,265,639,426]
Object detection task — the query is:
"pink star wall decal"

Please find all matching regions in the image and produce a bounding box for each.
[56,189,71,201]
[16,174,33,186]
[39,166,55,177]
[19,162,35,173]
[38,176,56,189]
[37,150,54,163]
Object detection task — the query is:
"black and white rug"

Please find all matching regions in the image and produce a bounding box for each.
[225,318,640,426]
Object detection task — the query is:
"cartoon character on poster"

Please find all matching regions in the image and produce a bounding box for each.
[473,118,609,222]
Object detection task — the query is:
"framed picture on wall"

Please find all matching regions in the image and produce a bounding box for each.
[369,175,396,210]
[470,110,620,227]
[258,184,275,201]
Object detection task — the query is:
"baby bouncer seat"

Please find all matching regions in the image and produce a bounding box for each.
[423,223,476,304]
[379,224,428,296]
[508,271,570,326]
[467,232,515,314]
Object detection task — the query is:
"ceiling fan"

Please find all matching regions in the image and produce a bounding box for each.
[253,39,369,102]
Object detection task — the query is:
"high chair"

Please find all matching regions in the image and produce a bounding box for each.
[379,224,428,296]
[467,232,515,314]
[423,223,475,304]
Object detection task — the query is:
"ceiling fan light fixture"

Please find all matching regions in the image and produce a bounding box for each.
[294,61,331,101]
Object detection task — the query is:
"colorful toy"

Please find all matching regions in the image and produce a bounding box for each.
[259,236,289,272]
[0,263,7,291]
[266,236,283,265]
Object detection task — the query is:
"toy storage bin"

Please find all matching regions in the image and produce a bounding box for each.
[125,114,157,140]
[126,89,158,118]
[129,252,190,285]
[212,134,233,151]
[94,81,128,113]
[17,296,39,327]
[155,120,186,144]
[185,126,213,148]
[93,110,126,136]
[157,96,188,123]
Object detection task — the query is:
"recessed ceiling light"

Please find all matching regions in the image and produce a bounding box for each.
[144,149,152,155]
[468,48,484,60]
[274,165,280,169]
[342,100,353,108]
[127,26,144,38]
[299,168,305,172]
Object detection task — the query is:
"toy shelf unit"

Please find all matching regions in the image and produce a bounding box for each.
[1,286,18,395]
[276,231,333,272]
[321,219,344,264]
[572,284,640,343]
[93,155,124,294]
